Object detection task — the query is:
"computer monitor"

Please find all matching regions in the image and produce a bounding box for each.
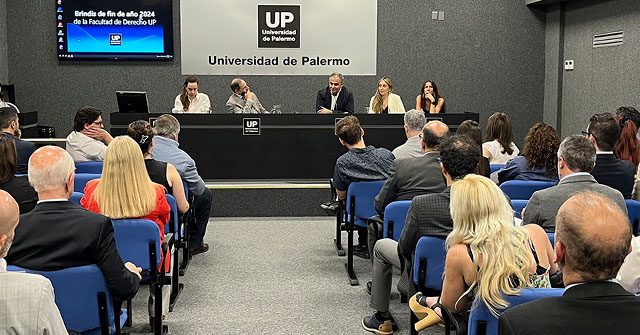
[116,91,149,113]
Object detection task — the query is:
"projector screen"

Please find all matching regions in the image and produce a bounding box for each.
[56,0,173,60]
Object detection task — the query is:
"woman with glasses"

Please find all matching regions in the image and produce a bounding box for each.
[368,77,406,114]
[65,106,113,162]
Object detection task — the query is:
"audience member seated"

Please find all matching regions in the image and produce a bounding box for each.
[368,77,405,114]
[415,80,445,114]
[315,72,354,114]
[499,192,640,334]
[456,120,490,177]
[0,190,67,333]
[497,122,560,184]
[172,76,211,114]
[361,136,479,334]
[226,78,268,114]
[0,134,37,213]
[333,115,394,259]
[0,106,35,174]
[617,235,640,294]
[522,135,626,232]
[407,174,556,332]
[65,106,113,163]
[391,109,427,159]
[482,112,519,164]
[5,146,141,306]
[615,115,640,168]
[616,106,640,140]
[586,112,636,199]
[128,120,189,213]
[0,84,20,113]
[80,136,171,323]
[152,114,212,256]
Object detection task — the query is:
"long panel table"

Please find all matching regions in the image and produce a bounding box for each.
[110,113,479,180]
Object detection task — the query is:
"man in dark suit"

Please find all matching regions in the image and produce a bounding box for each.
[585,112,636,198]
[5,146,141,302]
[523,135,626,232]
[362,136,480,335]
[499,192,640,334]
[0,107,35,174]
[315,73,354,114]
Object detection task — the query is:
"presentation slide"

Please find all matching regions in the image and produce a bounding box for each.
[56,0,173,60]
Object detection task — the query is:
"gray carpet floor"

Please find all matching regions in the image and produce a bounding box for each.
[124,217,442,335]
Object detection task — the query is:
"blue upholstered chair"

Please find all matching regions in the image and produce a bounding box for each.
[467,288,564,335]
[165,194,184,310]
[410,236,447,335]
[547,233,555,246]
[74,173,101,193]
[490,164,505,174]
[75,161,103,174]
[510,199,528,220]
[383,200,412,241]
[499,180,556,200]
[626,199,640,236]
[6,264,127,335]
[342,180,386,286]
[70,191,83,205]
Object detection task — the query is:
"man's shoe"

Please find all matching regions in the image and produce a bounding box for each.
[321,200,339,215]
[353,244,370,259]
[189,243,209,256]
[362,312,393,335]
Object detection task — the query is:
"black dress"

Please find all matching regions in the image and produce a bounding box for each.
[144,159,172,195]
[0,175,38,213]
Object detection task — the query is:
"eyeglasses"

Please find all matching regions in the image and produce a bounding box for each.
[581,130,596,142]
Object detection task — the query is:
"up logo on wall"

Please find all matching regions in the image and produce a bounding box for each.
[258,5,300,48]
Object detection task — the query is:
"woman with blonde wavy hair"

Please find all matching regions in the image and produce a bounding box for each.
[368,77,406,114]
[409,174,556,331]
[80,136,171,323]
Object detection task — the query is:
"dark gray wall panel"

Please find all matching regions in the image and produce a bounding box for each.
[0,0,8,83]
[7,0,545,146]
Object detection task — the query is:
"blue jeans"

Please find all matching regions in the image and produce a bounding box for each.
[189,189,212,248]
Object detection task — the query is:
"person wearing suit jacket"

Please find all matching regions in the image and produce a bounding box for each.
[316,73,354,114]
[585,113,636,198]
[5,146,141,302]
[226,78,268,114]
[362,136,480,335]
[522,135,626,233]
[0,107,35,174]
[499,192,640,335]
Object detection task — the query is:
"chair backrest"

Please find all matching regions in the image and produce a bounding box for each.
[70,191,83,205]
[626,199,640,236]
[74,173,101,193]
[412,236,447,292]
[75,161,104,174]
[499,180,556,200]
[111,219,161,271]
[383,200,412,241]
[510,199,528,220]
[490,164,505,174]
[165,194,179,234]
[547,233,554,246]
[182,180,189,199]
[6,264,116,334]
[346,180,386,226]
[468,288,564,335]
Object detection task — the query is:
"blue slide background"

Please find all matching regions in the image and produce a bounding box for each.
[67,24,164,53]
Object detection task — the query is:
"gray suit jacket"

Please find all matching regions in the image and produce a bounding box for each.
[374,152,446,216]
[226,93,268,114]
[522,173,627,232]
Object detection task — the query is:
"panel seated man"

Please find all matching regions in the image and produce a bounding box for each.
[226,78,268,114]
[316,72,354,114]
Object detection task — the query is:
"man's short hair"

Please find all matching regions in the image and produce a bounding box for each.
[556,191,631,281]
[153,114,181,138]
[230,78,243,92]
[422,123,449,149]
[588,112,620,151]
[0,106,18,129]
[335,116,362,146]
[330,72,344,83]
[404,109,427,133]
[28,146,75,193]
[72,107,102,132]
[439,135,480,179]
[557,135,596,172]
[616,106,640,129]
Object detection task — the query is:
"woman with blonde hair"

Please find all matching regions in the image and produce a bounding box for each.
[409,174,556,331]
[368,77,406,114]
[81,136,171,324]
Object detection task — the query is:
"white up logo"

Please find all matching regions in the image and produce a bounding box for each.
[265,12,295,28]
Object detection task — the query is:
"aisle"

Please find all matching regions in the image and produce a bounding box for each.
[127,217,440,334]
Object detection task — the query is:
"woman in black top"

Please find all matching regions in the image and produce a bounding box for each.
[416,80,445,114]
[0,133,37,213]
[127,120,189,213]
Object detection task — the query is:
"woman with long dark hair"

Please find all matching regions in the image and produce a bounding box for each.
[172,76,211,113]
[483,112,519,164]
[0,133,37,213]
[415,80,445,114]
[456,120,489,177]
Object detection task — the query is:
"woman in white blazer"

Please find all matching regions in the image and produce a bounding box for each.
[368,77,405,114]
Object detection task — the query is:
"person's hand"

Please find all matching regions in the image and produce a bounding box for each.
[125,262,142,280]
[317,107,332,114]
[84,127,113,143]
[425,93,435,103]
[245,89,255,101]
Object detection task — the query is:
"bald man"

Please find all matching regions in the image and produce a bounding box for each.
[225,78,268,114]
[6,146,141,303]
[499,192,640,335]
[0,190,67,334]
